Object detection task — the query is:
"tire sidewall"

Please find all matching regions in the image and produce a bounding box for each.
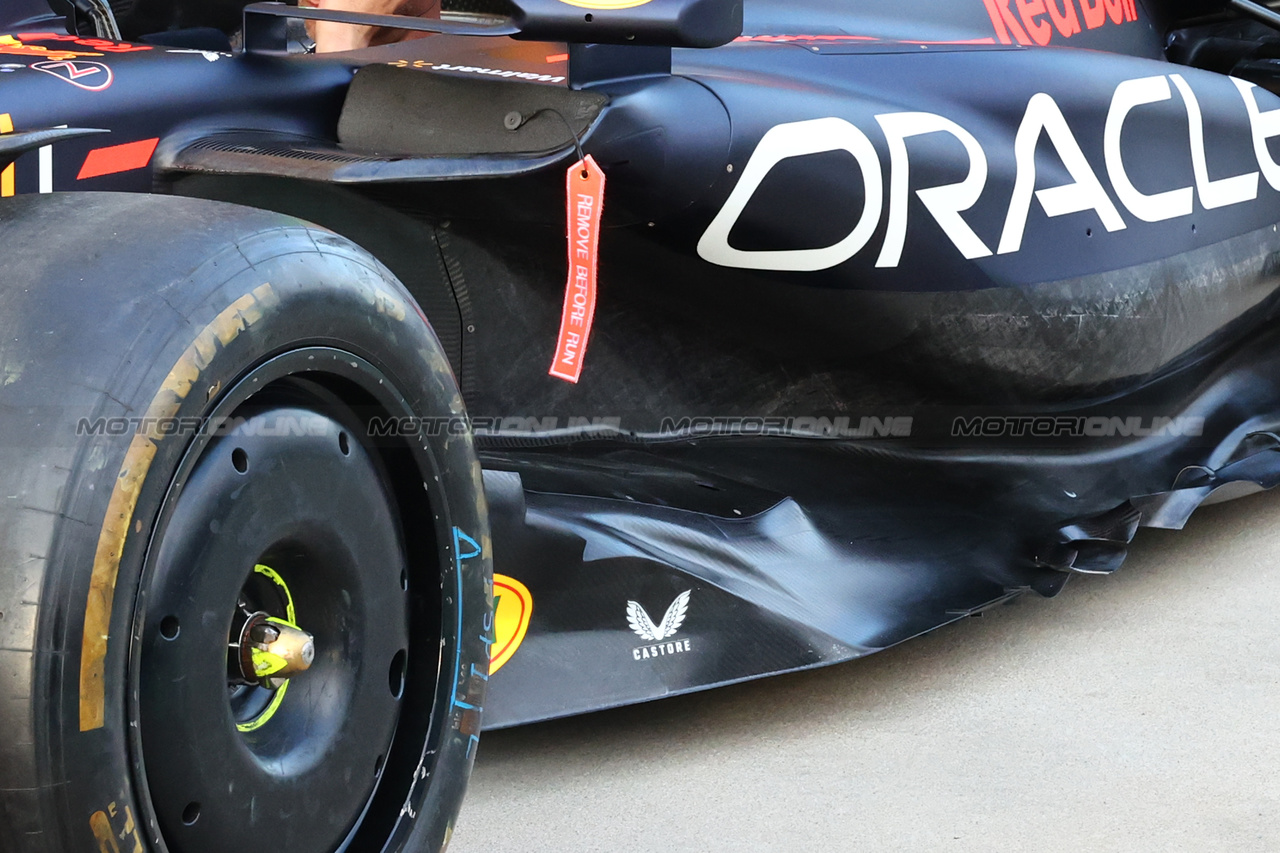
[33,219,489,852]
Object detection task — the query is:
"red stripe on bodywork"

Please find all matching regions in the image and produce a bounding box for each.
[76,138,159,180]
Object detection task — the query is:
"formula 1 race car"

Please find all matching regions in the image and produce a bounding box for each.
[5,0,1280,849]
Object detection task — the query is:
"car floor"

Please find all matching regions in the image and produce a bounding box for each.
[450,486,1280,852]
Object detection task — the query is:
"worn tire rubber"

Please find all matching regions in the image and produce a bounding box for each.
[0,192,490,853]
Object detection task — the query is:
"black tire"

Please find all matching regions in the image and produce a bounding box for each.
[0,193,491,853]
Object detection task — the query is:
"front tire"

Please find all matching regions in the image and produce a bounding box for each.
[0,193,490,853]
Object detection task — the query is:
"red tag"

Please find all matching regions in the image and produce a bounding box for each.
[549,155,605,383]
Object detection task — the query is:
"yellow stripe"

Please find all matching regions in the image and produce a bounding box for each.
[79,283,280,731]
[1,113,13,198]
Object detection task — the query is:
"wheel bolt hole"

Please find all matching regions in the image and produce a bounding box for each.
[182,802,201,826]
[389,649,406,699]
[339,431,350,456]
[400,569,407,591]
[159,615,180,640]
[231,447,249,474]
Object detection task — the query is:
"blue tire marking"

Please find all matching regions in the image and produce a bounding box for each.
[450,527,483,716]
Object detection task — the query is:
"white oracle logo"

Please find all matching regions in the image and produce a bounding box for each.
[697,74,1280,272]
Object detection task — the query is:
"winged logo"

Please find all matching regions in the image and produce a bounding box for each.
[626,590,690,641]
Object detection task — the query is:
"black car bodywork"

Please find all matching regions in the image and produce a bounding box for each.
[5,0,1280,731]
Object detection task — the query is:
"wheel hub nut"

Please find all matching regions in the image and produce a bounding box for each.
[238,613,315,689]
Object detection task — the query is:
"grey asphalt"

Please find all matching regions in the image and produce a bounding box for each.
[448,488,1280,853]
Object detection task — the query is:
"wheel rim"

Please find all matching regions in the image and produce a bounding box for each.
[128,349,450,853]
